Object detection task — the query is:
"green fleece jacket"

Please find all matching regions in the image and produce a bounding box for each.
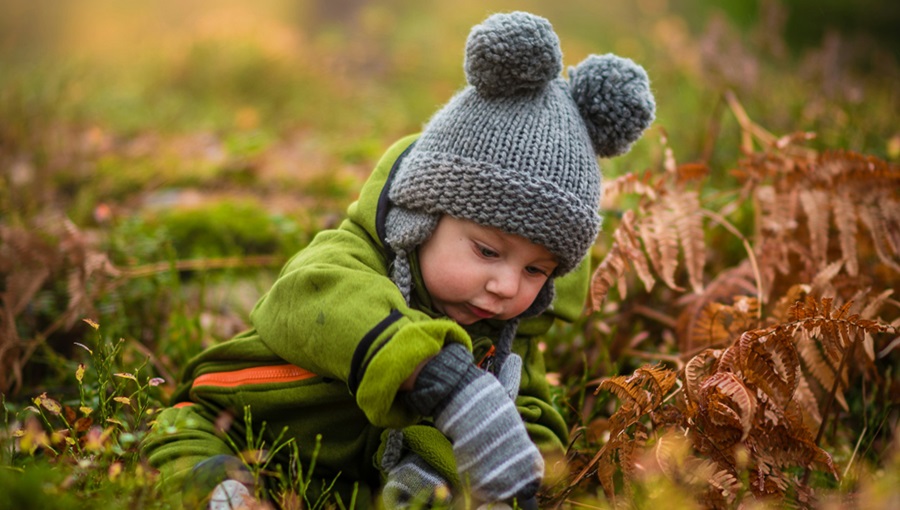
[142,135,588,507]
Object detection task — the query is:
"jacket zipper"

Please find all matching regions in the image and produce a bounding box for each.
[192,364,317,389]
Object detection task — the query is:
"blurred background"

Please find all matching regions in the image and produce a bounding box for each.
[3,0,899,204]
[2,5,899,506]
[1,0,899,388]
[2,0,898,193]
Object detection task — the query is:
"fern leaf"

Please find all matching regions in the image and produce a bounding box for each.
[699,372,757,441]
[771,284,809,323]
[595,441,618,502]
[670,190,706,293]
[590,211,656,309]
[619,430,645,490]
[860,289,894,319]
[597,375,647,409]
[793,372,824,431]
[858,203,900,272]
[755,185,798,240]
[635,364,678,403]
[601,172,658,207]
[641,200,682,290]
[738,328,799,407]
[707,468,742,505]
[589,241,629,309]
[620,210,656,292]
[796,329,848,412]
[684,349,721,402]
[799,188,830,267]
[832,191,859,276]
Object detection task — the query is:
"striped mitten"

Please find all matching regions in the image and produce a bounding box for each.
[404,343,543,503]
[383,452,452,509]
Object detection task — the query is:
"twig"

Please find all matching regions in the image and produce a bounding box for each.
[841,426,867,483]
[803,330,857,485]
[622,348,684,368]
[564,500,607,509]
[699,209,764,317]
[633,304,677,328]
[724,89,817,159]
[129,338,176,389]
[118,255,284,280]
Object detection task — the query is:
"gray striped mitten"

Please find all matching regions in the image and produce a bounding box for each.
[383,452,452,509]
[404,343,543,503]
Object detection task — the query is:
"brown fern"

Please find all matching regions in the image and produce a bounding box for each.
[669,190,706,293]
[565,100,899,509]
[590,210,654,308]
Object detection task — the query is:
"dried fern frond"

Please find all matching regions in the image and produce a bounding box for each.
[698,371,757,441]
[799,188,830,268]
[0,214,123,394]
[669,190,706,293]
[639,201,681,290]
[676,263,758,352]
[687,297,759,351]
[796,328,848,413]
[736,327,800,408]
[596,363,677,415]
[684,348,721,402]
[591,209,655,308]
[600,171,658,208]
[832,190,859,276]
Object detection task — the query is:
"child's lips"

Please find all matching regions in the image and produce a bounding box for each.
[467,304,496,319]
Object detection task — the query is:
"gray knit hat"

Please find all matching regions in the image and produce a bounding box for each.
[385,12,655,364]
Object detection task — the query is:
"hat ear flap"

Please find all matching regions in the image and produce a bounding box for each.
[519,279,556,319]
[568,54,656,157]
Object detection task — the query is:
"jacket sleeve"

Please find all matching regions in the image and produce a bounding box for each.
[141,405,237,501]
[249,221,472,430]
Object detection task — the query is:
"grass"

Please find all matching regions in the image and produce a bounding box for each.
[1,0,898,508]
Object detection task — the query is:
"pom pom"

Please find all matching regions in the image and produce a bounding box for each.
[569,54,656,157]
[464,11,562,97]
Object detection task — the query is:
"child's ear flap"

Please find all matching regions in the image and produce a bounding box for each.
[519,279,556,319]
[568,54,656,158]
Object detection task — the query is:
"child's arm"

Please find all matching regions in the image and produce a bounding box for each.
[249,222,473,429]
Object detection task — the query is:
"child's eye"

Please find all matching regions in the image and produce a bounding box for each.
[525,266,550,277]
[478,245,499,258]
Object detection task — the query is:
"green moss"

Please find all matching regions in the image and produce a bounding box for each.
[143,199,297,259]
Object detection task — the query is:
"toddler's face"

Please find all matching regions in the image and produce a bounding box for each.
[417,216,557,325]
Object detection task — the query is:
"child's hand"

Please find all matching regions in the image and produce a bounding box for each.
[383,451,453,509]
[495,352,522,401]
[437,364,543,502]
[404,344,543,503]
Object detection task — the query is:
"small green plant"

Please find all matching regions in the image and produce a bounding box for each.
[208,405,351,509]
[1,320,168,509]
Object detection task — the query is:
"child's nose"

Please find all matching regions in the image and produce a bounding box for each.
[486,268,520,298]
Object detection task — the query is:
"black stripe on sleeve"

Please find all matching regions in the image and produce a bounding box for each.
[348,309,404,395]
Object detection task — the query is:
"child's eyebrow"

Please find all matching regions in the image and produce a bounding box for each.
[532,254,559,266]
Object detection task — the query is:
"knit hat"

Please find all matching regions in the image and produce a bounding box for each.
[385,11,655,366]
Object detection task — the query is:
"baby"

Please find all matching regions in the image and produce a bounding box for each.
[143,10,654,509]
